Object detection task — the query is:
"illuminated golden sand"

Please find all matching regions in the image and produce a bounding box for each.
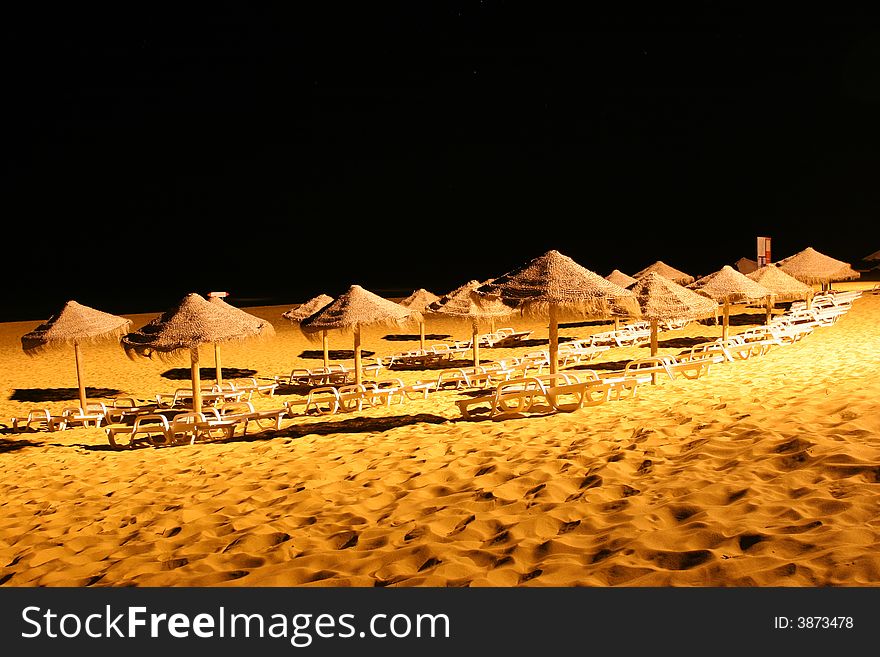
[0,282,878,586]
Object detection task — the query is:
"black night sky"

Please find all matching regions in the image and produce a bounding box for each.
[4,2,880,321]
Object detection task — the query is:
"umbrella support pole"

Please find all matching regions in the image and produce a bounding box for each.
[354,327,362,387]
[766,297,773,325]
[472,321,480,369]
[650,318,658,385]
[548,304,558,375]
[190,347,202,414]
[73,341,87,410]
[419,321,425,352]
[214,343,223,387]
[322,330,330,370]
[613,317,620,331]
[722,299,730,343]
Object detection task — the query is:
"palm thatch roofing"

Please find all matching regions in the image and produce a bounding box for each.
[605,269,638,288]
[22,300,132,356]
[426,279,512,319]
[735,257,759,274]
[281,294,334,322]
[865,249,880,262]
[746,265,813,302]
[631,260,695,285]
[121,292,273,359]
[299,285,422,340]
[688,265,772,302]
[398,288,440,312]
[208,296,276,336]
[776,246,860,284]
[627,272,717,321]
[475,250,640,319]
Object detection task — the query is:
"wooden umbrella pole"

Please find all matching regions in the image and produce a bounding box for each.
[419,321,425,352]
[614,317,620,331]
[722,298,730,342]
[214,342,223,387]
[650,318,658,385]
[190,346,202,414]
[472,320,480,369]
[73,341,87,410]
[322,330,330,370]
[806,290,813,309]
[490,317,496,333]
[353,326,362,387]
[765,296,773,325]
[549,303,559,375]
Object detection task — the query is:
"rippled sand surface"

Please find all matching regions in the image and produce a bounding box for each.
[1,283,878,586]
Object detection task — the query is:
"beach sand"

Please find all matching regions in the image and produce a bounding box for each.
[1,282,878,587]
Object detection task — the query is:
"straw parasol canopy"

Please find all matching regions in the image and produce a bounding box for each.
[399,288,441,351]
[281,294,334,322]
[208,295,275,387]
[688,265,771,341]
[299,285,422,385]
[475,250,640,374]
[426,279,511,368]
[631,260,695,285]
[399,288,440,311]
[746,264,814,324]
[21,300,133,411]
[776,246,860,288]
[627,272,717,357]
[121,292,273,412]
[281,293,335,368]
[605,269,638,288]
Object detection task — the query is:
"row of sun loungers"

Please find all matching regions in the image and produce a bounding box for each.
[453,292,863,421]
[456,370,642,419]
[11,289,862,441]
[105,400,292,449]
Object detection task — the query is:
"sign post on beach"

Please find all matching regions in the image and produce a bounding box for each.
[757,236,771,267]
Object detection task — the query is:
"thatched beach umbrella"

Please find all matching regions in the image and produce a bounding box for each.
[208,296,275,387]
[746,265,813,324]
[21,300,133,411]
[282,294,334,368]
[628,272,717,358]
[121,293,273,413]
[605,269,638,288]
[688,265,771,341]
[776,246,860,293]
[398,288,440,351]
[632,260,695,286]
[299,285,422,386]
[426,280,511,369]
[475,250,641,374]
[605,270,638,329]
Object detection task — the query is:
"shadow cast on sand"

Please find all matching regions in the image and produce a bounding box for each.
[387,358,486,372]
[78,413,452,451]
[382,333,451,342]
[652,336,716,349]
[559,320,612,329]
[10,387,123,403]
[0,437,43,451]
[161,367,257,381]
[569,359,632,372]
[298,350,375,360]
